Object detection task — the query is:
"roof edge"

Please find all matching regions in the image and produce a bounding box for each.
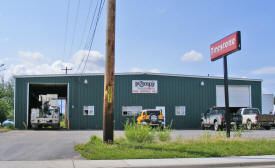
[13,72,263,82]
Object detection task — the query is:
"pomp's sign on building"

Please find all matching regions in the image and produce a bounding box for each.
[132,80,158,93]
[210,31,241,61]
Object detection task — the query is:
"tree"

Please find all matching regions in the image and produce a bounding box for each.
[0,100,11,123]
[0,80,14,122]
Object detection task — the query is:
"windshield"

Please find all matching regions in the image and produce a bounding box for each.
[147,111,161,115]
[244,109,259,115]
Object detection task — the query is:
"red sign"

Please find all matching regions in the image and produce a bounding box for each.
[210,31,241,61]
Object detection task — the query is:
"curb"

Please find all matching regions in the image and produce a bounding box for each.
[128,161,275,168]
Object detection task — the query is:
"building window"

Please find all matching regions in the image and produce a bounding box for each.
[175,106,186,116]
[83,106,94,116]
[122,106,142,116]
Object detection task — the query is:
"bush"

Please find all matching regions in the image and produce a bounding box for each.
[5,124,14,130]
[158,130,171,142]
[90,135,102,144]
[124,119,155,143]
[157,126,172,142]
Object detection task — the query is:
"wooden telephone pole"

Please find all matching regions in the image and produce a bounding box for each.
[103,0,116,143]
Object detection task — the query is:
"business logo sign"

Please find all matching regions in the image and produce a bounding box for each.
[210,31,241,61]
[132,80,158,93]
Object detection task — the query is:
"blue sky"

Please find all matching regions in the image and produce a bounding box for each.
[0,0,275,94]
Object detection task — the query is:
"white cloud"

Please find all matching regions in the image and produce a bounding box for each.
[251,66,275,75]
[3,50,105,81]
[18,51,45,63]
[130,67,160,73]
[71,50,104,73]
[180,50,203,62]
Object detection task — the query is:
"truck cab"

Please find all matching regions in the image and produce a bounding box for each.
[201,107,243,131]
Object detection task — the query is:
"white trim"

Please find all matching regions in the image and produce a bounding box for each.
[13,80,16,125]
[67,83,70,122]
[26,83,29,127]
[249,85,252,107]
[13,72,262,82]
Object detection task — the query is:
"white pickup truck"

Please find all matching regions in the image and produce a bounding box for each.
[237,108,275,130]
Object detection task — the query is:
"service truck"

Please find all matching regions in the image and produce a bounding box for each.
[30,94,61,129]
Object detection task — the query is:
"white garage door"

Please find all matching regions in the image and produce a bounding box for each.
[216,85,251,107]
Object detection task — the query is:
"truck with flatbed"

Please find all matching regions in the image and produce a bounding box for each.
[237,108,275,130]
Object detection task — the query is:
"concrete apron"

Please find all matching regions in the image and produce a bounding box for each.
[1,155,275,168]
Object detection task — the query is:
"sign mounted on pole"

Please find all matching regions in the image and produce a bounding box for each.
[210,31,241,61]
[210,31,241,138]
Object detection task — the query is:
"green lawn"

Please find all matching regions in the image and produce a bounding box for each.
[75,136,275,160]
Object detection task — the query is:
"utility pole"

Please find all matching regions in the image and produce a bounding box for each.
[61,66,72,74]
[103,0,116,144]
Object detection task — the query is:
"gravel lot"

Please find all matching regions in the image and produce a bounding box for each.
[0,129,275,161]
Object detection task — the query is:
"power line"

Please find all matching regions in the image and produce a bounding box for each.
[78,0,94,50]
[75,0,101,73]
[81,0,105,74]
[75,0,99,73]
[62,0,71,62]
[67,0,81,61]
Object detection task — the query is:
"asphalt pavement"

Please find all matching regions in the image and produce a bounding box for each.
[1,129,275,161]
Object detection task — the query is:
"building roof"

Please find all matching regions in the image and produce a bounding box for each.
[13,72,262,82]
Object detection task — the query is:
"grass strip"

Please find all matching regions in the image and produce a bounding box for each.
[75,136,275,160]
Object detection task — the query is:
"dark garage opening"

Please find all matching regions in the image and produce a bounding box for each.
[28,83,68,129]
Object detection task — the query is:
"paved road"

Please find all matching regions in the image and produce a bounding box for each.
[0,129,275,161]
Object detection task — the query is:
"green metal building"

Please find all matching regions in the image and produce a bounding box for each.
[14,73,262,130]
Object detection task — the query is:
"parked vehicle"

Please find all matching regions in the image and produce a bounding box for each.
[2,119,14,127]
[30,94,61,129]
[201,107,243,131]
[137,109,164,128]
[237,108,275,130]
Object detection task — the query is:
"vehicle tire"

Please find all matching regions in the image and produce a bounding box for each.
[214,121,219,131]
[246,120,252,130]
[264,126,271,130]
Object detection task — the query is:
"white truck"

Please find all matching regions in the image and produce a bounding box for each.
[237,108,275,130]
[30,94,61,129]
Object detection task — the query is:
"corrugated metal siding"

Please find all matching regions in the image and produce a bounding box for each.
[14,74,262,130]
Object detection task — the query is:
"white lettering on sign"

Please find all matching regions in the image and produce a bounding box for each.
[132,80,158,93]
[210,38,236,55]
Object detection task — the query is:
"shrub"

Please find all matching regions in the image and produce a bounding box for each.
[124,119,155,143]
[90,135,102,144]
[157,126,172,142]
[5,124,14,130]
[158,130,171,142]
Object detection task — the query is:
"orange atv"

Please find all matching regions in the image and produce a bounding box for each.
[137,109,164,129]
